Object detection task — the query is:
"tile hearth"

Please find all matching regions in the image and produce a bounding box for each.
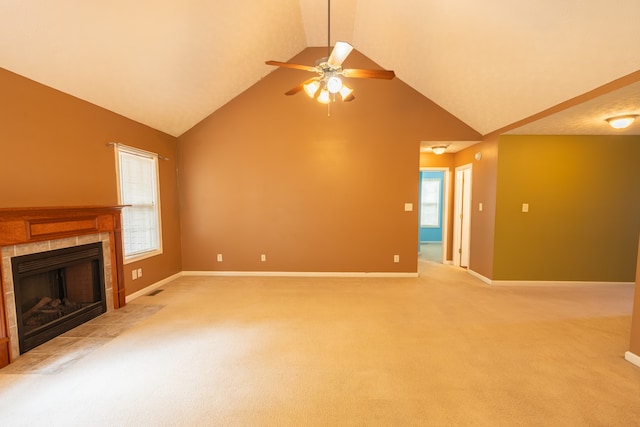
[0,303,164,375]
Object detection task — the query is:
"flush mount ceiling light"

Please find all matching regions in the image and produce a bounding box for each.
[606,114,638,129]
[430,145,449,155]
[265,0,394,108]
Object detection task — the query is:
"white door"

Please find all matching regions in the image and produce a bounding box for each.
[453,165,472,268]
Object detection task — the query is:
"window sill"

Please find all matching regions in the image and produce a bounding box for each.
[124,249,163,265]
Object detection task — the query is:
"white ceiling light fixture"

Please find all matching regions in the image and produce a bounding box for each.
[317,89,331,104]
[430,145,449,155]
[606,114,638,129]
[326,75,343,94]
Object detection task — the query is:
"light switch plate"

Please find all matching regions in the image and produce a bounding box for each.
[404,203,413,211]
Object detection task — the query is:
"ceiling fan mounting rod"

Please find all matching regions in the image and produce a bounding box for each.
[327,0,331,57]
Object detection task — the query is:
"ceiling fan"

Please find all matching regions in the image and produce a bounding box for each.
[265,0,395,105]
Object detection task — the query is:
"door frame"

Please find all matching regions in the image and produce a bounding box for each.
[419,167,450,264]
[453,164,472,268]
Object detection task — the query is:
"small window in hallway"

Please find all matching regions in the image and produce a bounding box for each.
[420,178,441,227]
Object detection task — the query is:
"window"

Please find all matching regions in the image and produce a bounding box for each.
[115,144,162,262]
[420,178,441,227]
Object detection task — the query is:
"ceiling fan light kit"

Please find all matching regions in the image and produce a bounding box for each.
[265,0,394,109]
[326,76,343,93]
[318,89,331,104]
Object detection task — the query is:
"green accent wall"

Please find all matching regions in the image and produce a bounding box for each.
[493,135,640,282]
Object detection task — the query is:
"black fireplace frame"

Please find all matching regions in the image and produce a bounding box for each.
[11,242,107,354]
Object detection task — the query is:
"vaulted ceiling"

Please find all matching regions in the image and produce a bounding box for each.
[1,0,639,141]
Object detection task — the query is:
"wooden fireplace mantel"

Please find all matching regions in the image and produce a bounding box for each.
[0,205,127,368]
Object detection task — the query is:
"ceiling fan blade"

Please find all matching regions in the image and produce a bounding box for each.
[342,68,396,80]
[327,41,354,67]
[265,60,318,73]
[285,77,320,96]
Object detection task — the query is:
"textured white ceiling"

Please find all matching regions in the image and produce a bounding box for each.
[1,0,639,138]
[506,82,640,136]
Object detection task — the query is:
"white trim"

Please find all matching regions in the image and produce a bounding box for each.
[124,270,420,303]
[123,250,163,265]
[625,351,640,368]
[490,280,634,286]
[126,272,183,302]
[453,164,472,268]
[465,269,634,287]
[182,271,419,278]
[110,142,159,159]
[115,144,163,261]
[467,269,492,285]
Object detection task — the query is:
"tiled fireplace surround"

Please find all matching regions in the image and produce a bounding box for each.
[2,233,114,360]
[0,207,125,368]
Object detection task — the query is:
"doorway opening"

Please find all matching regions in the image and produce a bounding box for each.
[418,168,450,264]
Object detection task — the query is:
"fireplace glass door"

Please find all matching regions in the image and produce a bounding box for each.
[12,242,107,353]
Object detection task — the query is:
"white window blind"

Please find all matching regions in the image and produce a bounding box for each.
[420,178,441,227]
[116,145,162,260]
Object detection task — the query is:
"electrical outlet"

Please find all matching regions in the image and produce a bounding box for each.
[261,254,266,262]
[394,255,400,263]
[132,269,138,280]
[137,268,142,278]
[217,254,223,262]
[522,203,529,213]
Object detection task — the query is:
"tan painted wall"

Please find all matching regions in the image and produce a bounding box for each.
[630,237,640,355]
[493,135,640,282]
[178,48,481,273]
[456,138,499,279]
[0,68,182,295]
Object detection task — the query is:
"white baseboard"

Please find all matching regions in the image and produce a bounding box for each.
[124,270,416,303]
[625,351,640,368]
[490,280,634,286]
[465,269,633,287]
[467,269,492,285]
[126,272,183,303]
[123,271,628,302]
[182,271,419,278]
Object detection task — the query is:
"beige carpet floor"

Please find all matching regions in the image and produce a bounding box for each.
[419,243,443,263]
[1,260,639,426]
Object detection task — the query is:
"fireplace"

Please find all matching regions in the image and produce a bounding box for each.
[12,242,107,354]
[0,206,126,368]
